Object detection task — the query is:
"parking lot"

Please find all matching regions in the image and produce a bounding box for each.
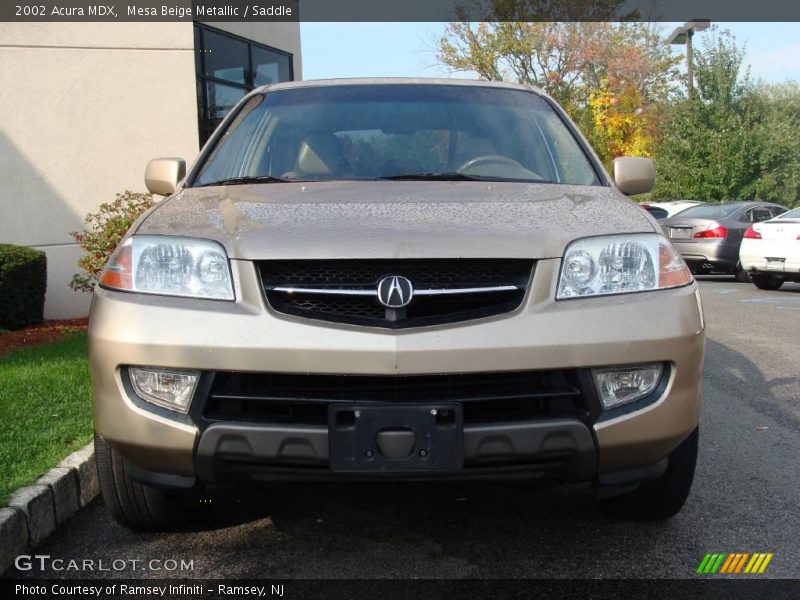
[17,279,800,580]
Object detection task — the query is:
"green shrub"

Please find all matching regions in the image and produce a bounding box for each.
[0,245,47,331]
[70,190,154,293]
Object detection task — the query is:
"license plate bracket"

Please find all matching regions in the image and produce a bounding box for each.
[766,257,786,270]
[669,227,692,240]
[328,403,463,473]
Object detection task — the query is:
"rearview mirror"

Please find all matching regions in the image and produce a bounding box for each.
[612,157,655,196]
[145,158,186,196]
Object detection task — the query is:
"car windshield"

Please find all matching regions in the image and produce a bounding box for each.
[192,84,602,187]
[777,207,800,219]
[678,204,743,219]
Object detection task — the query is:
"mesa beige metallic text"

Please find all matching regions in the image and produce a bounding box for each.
[89,79,704,529]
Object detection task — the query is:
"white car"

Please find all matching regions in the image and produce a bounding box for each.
[641,200,704,220]
[740,206,800,290]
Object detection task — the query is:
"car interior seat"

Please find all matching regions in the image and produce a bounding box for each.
[284,133,351,179]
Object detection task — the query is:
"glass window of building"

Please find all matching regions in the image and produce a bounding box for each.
[194,24,293,144]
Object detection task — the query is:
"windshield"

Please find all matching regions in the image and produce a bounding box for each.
[777,207,800,219]
[678,204,743,219]
[192,84,602,187]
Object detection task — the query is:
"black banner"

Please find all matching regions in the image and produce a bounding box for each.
[2,0,800,22]
[3,579,800,600]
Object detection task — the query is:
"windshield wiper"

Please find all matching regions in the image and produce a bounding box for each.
[378,172,486,181]
[378,172,552,183]
[196,175,291,187]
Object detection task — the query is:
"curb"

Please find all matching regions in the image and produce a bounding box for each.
[0,442,98,575]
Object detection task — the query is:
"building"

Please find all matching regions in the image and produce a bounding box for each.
[0,22,301,318]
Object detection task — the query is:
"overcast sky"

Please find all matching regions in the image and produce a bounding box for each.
[300,22,800,84]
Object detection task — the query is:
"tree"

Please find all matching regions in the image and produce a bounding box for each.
[652,28,800,205]
[588,77,655,159]
[751,82,800,206]
[437,18,679,164]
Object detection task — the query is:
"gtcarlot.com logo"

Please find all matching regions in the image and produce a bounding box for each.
[697,552,774,575]
[14,554,194,572]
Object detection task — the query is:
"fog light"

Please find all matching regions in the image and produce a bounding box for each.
[592,364,663,409]
[129,367,199,413]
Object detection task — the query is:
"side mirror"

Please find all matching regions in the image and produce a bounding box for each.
[612,157,655,196]
[145,158,186,196]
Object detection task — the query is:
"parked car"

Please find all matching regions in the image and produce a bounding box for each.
[661,201,787,281]
[740,206,800,290]
[641,200,704,219]
[89,79,704,530]
[640,204,669,220]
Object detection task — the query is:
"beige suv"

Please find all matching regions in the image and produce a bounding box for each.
[90,79,704,530]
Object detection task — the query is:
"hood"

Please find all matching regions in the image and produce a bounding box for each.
[135,181,656,260]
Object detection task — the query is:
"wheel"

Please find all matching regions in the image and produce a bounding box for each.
[596,427,698,520]
[734,262,751,283]
[751,274,783,290]
[94,433,181,531]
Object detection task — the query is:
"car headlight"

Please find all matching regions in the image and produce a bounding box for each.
[557,234,691,299]
[100,235,234,300]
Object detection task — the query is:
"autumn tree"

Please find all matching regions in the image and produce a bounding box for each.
[437,12,679,164]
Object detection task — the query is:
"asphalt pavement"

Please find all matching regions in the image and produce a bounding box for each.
[13,279,800,580]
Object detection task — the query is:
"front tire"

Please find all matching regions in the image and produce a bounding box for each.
[596,427,698,520]
[751,274,783,290]
[94,433,181,531]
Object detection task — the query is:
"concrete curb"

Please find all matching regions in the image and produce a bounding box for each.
[0,442,98,575]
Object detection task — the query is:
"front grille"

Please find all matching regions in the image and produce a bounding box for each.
[202,370,588,426]
[259,259,533,328]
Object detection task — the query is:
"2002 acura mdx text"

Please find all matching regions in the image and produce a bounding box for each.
[89,79,705,530]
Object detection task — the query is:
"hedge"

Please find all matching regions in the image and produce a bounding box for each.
[70,190,153,293]
[0,244,47,331]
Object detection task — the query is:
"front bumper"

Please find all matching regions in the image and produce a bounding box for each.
[192,419,597,483]
[89,258,704,482]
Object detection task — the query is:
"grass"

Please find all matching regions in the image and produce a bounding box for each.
[0,333,93,506]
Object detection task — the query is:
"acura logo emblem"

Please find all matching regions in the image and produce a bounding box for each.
[377,275,414,308]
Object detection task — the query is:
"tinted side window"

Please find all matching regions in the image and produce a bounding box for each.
[746,208,773,222]
[770,206,787,218]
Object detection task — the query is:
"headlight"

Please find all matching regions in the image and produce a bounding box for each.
[100,235,234,300]
[557,234,691,299]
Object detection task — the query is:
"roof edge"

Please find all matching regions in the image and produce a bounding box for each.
[257,77,544,95]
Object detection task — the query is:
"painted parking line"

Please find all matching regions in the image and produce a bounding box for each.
[738,296,800,311]
[740,297,800,304]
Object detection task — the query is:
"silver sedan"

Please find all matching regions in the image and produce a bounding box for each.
[661,201,787,281]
